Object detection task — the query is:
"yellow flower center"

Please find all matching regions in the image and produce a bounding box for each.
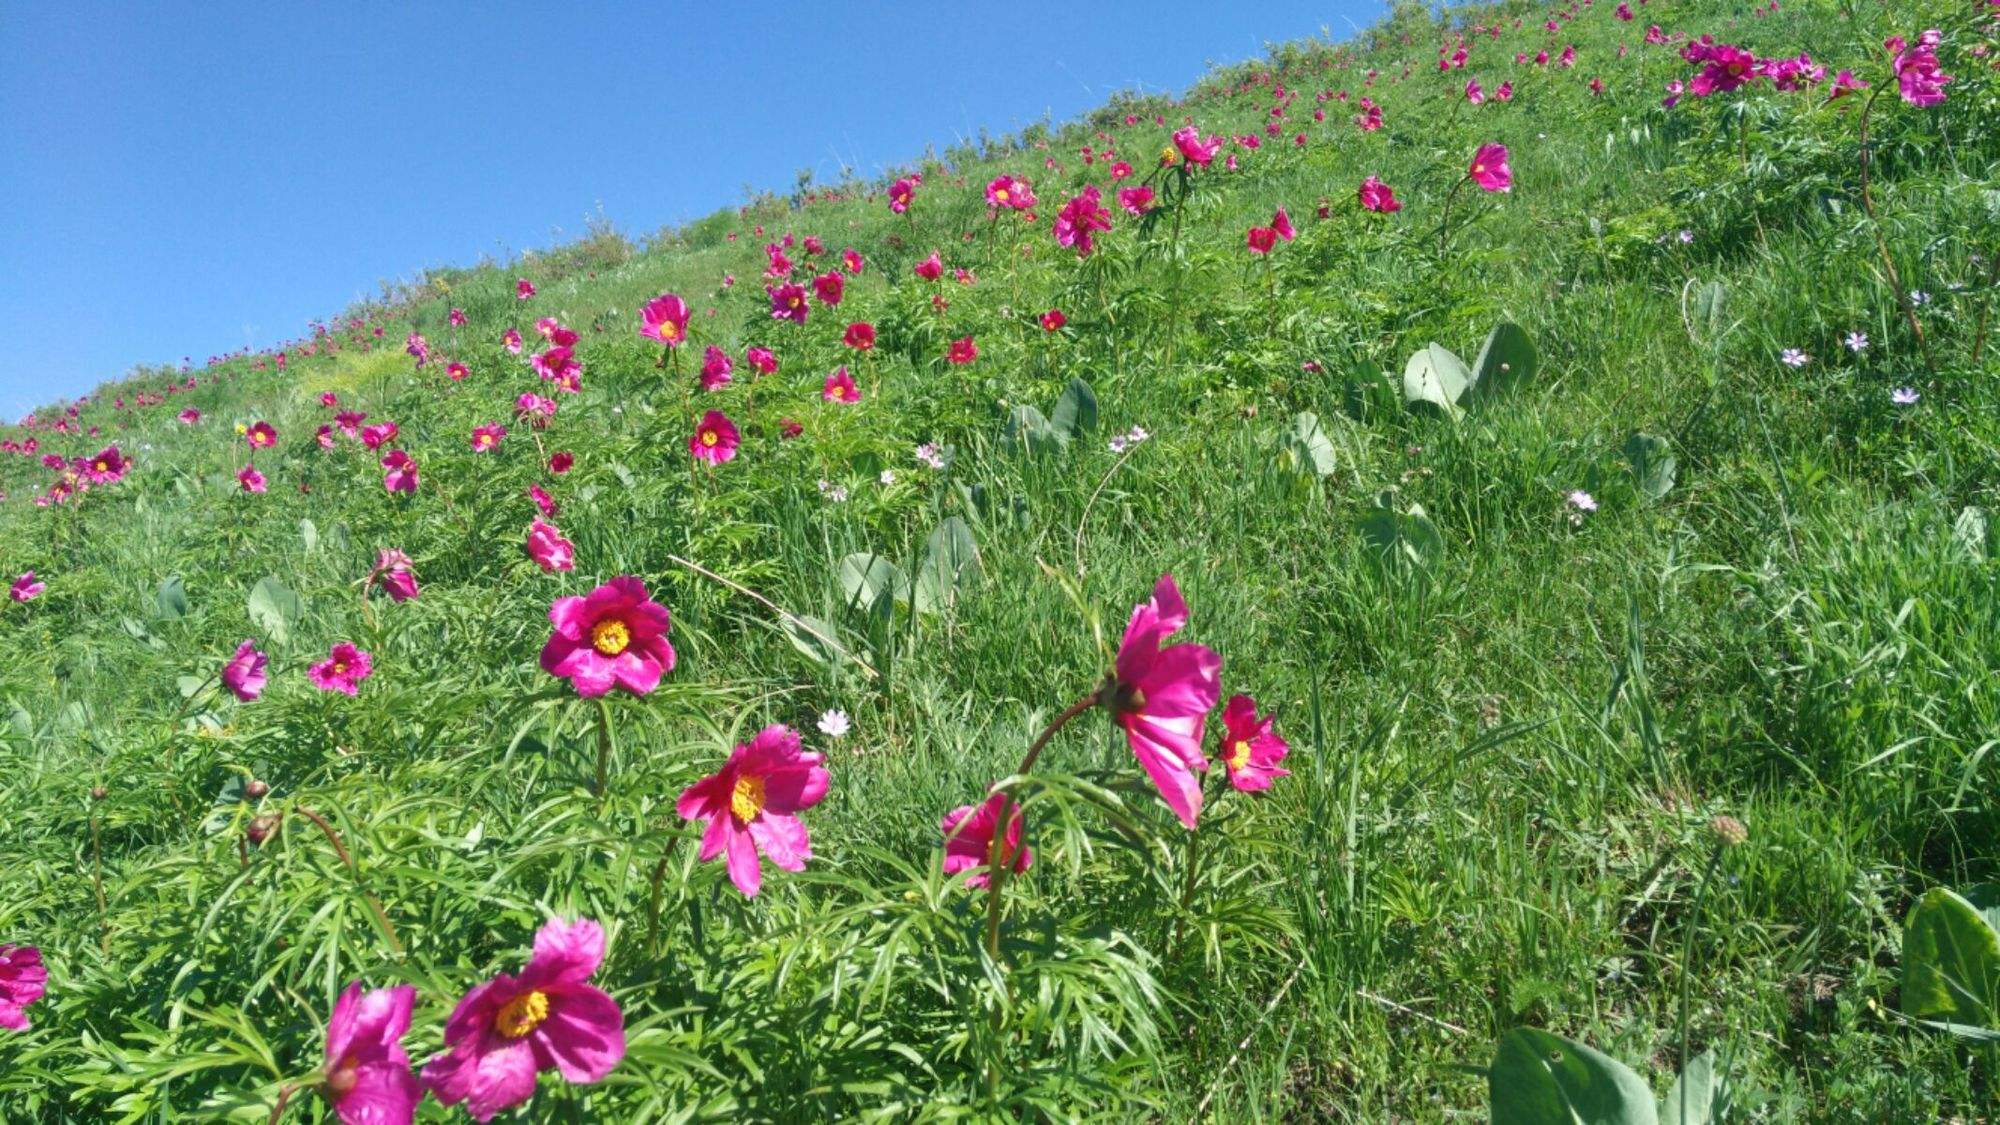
[332,662,348,676]
[730,774,766,824]
[700,429,718,446]
[661,322,680,341]
[1225,740,1253,773]
[1472,163,1485,174]
[995,188,1009,202]
[94,461,108,472]
[493,990,549,1039]
[590,618,630,656]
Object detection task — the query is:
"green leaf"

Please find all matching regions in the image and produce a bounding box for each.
[246,576,303,646]
[1624,432,1678,502]
[1689,280,1729,344]
[1950,507,1989,562]
[914,517,980,614]
[1050,378,1099,437]
[1279,412,1339,478]
[1900,887,2000,1031]
[1490,1027,1659,1125]
[1003,405,1067,455]
[780,615,844,666]
[1661,1048,1727,1125]
[1359,494,1443,575]
[837,553,908,621]
[155,575,189,620]
[1402,343,1470,419]
[299,518,318,554]
[1470,321,1537,398]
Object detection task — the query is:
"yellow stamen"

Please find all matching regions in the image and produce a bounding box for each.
[994,188,1009,202]
[661,322,680,341]
[700,430,718,446]
[493,990,549,1039]
[590,618,630,656]
[1225,740,1253,773]
[730,774,766,824]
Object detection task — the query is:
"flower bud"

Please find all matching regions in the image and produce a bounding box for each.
[245,779,269,800]
[1708,814,1747,847]
[247,813,282,847]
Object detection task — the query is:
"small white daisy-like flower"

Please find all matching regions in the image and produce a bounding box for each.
[914,443,945,469]
[1845,331,1868,353]
[817,478,850,503]
[1909,290,1930,306]
[1109,436,1128,453]
[817,709,850,738]
[1780,348,1810,368]
[1677,229,1694,244]
[879,470,896,485]
[1125,425,1151,445]
[1891,386,1920,406]
[1566,490,1598,512]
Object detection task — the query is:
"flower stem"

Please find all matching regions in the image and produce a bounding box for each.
[1676,840,1725,1091]
[982,692,1101,961]
[594,698,614,806]
[1437,176,1469,257]
[265,1082,295,1125]
[295,804,404,958]
[1856,87,1937,378]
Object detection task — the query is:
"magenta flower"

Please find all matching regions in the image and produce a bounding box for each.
[1106,575,1222,829]
[1891,30,1953,107]
[246,421,278,449]
[7,572,41,603]
[381,450,418,494]
[1217,694,1290,791]
[526,519,576,573]
[309,642,373,695]
[1171,125,1221,166]
[446,361,470,382]
[503,327,523,354]
[1687,43,1759,96]
[941,790,1032,889]
[690,410,740,464]
[82,445,129,483]
[421,918,625,1122]
[238,464,268,493]
[639,293,691,347]
[822,367,861,403]
[745,345,778,375]
[1271,207,1295,241]
[888,176,916,213]
[540,576,675,697]
[320,983,421,1125]
[373,549,419,602]
[531,346,581,390]
[0,944,47,1030]
[842,321,876,350]
[222,639,268,701]
[471,423,507,452]
[1053,186,1113,257]
[360,422,398,450]
[1359,176,1402,213]
[841,248,864,274]
[1246,225,1278,254]
[515,277,536,300]
[676,724,829,897]
[985,174,1036,210]
[812,270,845,307]
[515,394,557,429]
[1116,185,1155,215]
[404,332,430,366]
[449,307,468,327]
[1469,143,1512,192]
[698,345,733,391]
[1041,308,1067,332]
[947,335,978,365]
[529,483,558,518]
[768,283,810,324]
[549,451,573,474]
[913,251,944,281]
[178,408,201,424]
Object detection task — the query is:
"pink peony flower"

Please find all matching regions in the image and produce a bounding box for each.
[82,445,129,483]
[447,361,470,382]
[888,177,916,213]
[1359,176,1402,213]
[1040,308,1067,332]
[309,642,373,695]
[1246,225,1278,254]
[529,483,558,518]
[698,346,733,391]
[1116,185,1155,215]
[913,251,944,281]
[503,327,523,354]
[1891,30,1953,107]
[841,248,864,274]
[689,409,740,464]
[515,278,536,300]
[238,464,268,493]
[1105,575,1222,829]
[9,572,43,603]
[947,335,978,365]
[1171,125,1222,166]
[526,519,575,572]
[842,322,876,350]
[1216,694,1290,791]
[985,174,1036,210]
[381,450,418,494]
[222,639,268,701]
[531,346,581,390]
[246,421,278,449]
[1469,143,1512,192]
[941,789,1032,889]
[1053,186,1113,257]
[320,983,422,1125]
[676,724,829,897]
[639,293,691,347]
[822,367,861,403]
[1271,207,1295,241]
[178,408,201,424]
[470,423,507,452]
[449,307,468,327]
[421,918,625,1122]
[0,944,47,1030]
[745,345,778,376]
[812,270,844,307]
[360,422,398,449]
[768,283,810,324]
[373,549,419,602]
[540,577,675,697]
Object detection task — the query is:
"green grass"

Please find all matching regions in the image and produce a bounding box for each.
[2,0,1997,1118]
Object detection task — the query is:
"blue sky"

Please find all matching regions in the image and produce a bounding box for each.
[0,1,1381,419]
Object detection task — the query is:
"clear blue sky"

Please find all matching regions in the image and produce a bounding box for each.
[0,1,1382,420]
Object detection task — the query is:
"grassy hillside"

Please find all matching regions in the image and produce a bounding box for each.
[3,0,1997,1118]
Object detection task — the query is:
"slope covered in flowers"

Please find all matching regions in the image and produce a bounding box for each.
[3,0,1998,1118]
